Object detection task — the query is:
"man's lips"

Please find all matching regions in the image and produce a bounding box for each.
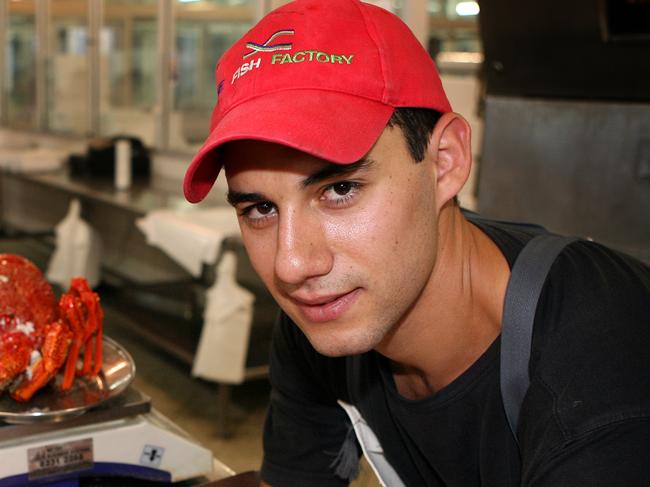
[290,289,361,323]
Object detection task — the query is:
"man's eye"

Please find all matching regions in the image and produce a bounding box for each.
[241,201,277,222]
[255,202,275,215]
[332,182,354,196]
[321,181,360,206]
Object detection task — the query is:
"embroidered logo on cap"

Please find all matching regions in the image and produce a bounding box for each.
[244,29,295,59]
[231,28,354,86]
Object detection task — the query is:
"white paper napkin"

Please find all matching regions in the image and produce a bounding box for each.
[191,251,255,384]
[136,207,240,278]
[46,199,103,289]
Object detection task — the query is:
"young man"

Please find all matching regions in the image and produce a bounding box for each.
[184,1,650,485]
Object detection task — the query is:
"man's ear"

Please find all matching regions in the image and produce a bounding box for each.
[427,112,472,209]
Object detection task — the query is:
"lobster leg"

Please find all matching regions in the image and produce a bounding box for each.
[60,295,85,391]
[90,304,104,376]
[79,291,102,377]
[67,278,103,379]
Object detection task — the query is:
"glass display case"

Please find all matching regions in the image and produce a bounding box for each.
[5,0,37,129]
[170,0,256,151]
[100,0,158,146]
[47,0,89,135]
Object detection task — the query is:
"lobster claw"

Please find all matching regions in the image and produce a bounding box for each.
[11,321,73,402]
[0,329,33,391]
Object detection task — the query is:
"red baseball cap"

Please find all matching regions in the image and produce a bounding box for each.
[184,0,452,203]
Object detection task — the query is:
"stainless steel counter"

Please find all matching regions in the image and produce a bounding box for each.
[4,168,228,216]
[25,171,191,215]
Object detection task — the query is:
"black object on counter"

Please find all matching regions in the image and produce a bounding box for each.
[68,136,151,181]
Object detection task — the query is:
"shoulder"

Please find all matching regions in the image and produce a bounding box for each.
[536,239,648,343]
[529,240,649,439]
[521,241,650,483]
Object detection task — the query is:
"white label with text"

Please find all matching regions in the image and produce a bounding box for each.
[28,438,93,479]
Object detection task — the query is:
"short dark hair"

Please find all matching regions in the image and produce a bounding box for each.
[388,107,459,205]
[387,107,442,162]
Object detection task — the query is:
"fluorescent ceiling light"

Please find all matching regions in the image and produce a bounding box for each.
[456,1,480,16]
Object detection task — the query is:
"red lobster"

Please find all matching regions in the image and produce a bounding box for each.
[0,254,103,402]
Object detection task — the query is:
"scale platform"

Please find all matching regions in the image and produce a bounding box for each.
[0,387,229,486]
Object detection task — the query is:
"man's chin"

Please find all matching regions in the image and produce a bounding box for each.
[303,326,381,357]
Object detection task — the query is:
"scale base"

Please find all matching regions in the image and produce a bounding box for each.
[0,387,232,486]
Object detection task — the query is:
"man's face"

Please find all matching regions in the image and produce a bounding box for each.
[223,126,440,357]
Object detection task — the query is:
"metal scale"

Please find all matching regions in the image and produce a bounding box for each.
[0,338,230,486]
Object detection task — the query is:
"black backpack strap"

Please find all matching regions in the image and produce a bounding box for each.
[500,234,579,446]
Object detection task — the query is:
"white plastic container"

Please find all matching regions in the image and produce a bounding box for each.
[115,139,132,190]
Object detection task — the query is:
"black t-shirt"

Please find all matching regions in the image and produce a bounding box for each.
[261,219,650,486]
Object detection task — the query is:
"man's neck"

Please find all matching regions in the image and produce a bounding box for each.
[376,206,510,400]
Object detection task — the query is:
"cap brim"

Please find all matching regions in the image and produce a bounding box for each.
[183,89,394,203]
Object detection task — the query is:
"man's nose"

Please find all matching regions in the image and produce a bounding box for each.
[274,208,333,286]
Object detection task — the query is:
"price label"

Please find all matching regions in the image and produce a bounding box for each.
[28,438,93,480]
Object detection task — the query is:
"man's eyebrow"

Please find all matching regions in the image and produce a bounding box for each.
[300,157,374,189]
[226,190,267,206]
[226,158,374,205]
